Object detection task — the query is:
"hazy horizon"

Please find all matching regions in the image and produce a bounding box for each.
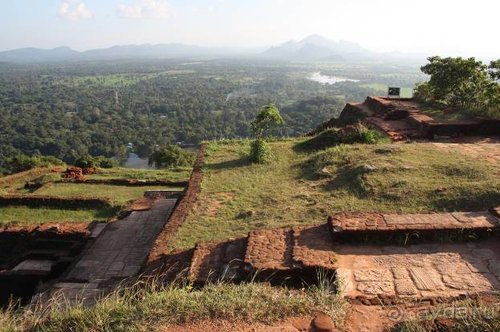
[1,0,499,58]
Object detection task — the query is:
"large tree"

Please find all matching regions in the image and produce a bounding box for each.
[414,56,500,117]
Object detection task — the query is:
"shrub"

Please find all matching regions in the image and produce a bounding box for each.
[148,145,195,169]
[249,139,270,163]
[74,155,96,169]
[94,156,118,169]
[2,155,65,174]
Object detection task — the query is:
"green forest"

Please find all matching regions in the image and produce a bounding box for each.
[0,59,423,172]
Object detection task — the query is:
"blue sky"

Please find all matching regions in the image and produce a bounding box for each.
[0,0,498,57]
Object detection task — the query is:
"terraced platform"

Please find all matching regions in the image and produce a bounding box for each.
[181,209,500,304]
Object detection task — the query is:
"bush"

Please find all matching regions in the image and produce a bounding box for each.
[74,155,96,169]
[1,155,65,174]
[95,156,118,169]
[148,145,195,169]
[249,139,270,163]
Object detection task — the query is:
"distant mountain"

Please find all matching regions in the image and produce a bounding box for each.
[0,46,80,62]
[0,44,258,63]
[0,36,425,63]
[261,34,371,60]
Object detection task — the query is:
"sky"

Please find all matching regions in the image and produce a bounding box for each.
[0,0,498,57]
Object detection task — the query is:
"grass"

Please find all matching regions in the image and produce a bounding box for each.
[33,183,184,206]
[0,166,189,226]
[86,167,192,182]
[170,138,499,249]
[0,278,347,331]
[0,206,117,226]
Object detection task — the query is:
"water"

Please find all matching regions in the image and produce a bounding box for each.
[309,72,359,85]
[122,153,152,169]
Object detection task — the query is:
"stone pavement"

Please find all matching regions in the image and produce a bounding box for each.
[329,211,500,232]
[35,198,176,306]
[431,143,500,165]
[335,240,500,304]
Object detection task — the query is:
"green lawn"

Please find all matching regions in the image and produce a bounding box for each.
[86,167,191,182]
[0,166,189,226]
[0,206,117,226]
[34,183,184,205]
[171,139,500,249]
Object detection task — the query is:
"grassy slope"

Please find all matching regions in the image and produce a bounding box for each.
[171,139,500,249]
[0,280,346,331]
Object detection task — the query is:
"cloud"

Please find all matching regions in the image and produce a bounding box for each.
[118,0,173,19]
[58,0,93,21]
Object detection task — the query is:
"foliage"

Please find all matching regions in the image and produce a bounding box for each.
[249,139,270,163]
[249,104,284,163]
[74,155,117,169]
[414,56,500,118]
[148,145,195,169]
[0,155,64,175]
[0,60,385,166]
[250,104,284,139]
[74,155,96,168]
[489,59,500,80]
[0,279,346,331]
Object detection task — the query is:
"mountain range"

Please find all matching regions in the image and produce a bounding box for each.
[0,35,420,63]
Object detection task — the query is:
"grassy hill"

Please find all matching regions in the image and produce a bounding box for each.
[171,138,500,249]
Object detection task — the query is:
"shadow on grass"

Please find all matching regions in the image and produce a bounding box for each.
[293,130,340,152]
[431,190,500,212]
[205,157,251,171]
[295,155,370,199]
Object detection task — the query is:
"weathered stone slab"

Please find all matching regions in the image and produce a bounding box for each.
[357,281,394,295]
[451,211,500,227]
[353,269,392,282]
[391,267,409,279]
[383,213,458,226]
[394,279,418,296]
[409,267,445,291]
[292,225,336,269]
[12,259,54,273]
[244,228,293,270]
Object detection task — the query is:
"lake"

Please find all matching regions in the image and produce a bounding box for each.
[122,153,152,169]
[309,72,359,85]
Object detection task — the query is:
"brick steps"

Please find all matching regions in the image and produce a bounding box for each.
[188,238,246,284]
[187,226,339,285]
[244,228,294,271]
[328,211,500,244]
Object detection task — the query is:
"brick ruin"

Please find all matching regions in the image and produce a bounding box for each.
[0,224,95,306]
[316,96,500,141]
[154,208,500,305]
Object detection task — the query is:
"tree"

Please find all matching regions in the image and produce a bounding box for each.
[415,56,500,118]
[249,104,284,163]
[420,56,489,101]
[250,104,284,139]
[148,145,195,169]
[489,60,500,81]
